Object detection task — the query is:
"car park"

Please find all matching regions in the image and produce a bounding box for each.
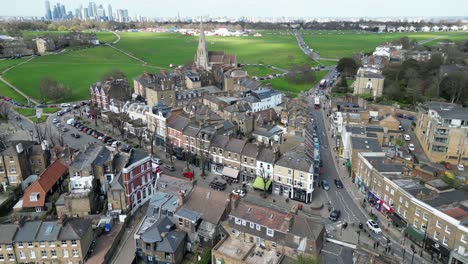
[334,179,344,189]
[408,143,415,151]
[329,209,341,221]
[321,180,330,191]
[366,220,382,234]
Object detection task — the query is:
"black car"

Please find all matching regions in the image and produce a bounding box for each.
[210,181,227,191]
[334,179,344,189]
[329,209,341,221]
[70,133,81,139]
[121,144,131,153]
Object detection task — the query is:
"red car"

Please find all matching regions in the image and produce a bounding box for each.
[445,163,453,170]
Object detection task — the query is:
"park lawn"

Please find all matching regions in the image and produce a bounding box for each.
[29,116,48,123]
[263,71,328,95]
[42,107,60,114]
[0,82,27,103]
[114,32,313,70]
[14,108,36,117]
[301,31,467,59]
[96,32,118,43]
[242,65,282,77]
[0,58,28,72]
[3,46,154,102]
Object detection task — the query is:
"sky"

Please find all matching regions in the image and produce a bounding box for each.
[1,0,467,18]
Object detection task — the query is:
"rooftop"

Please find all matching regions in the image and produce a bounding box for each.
[69,144,111,171]
[179,186,229,224]
[351,136,382,152]
[275,149,312,172]
[0,224,18,243]
[422,101,468,120]
[36,221,61,242]
[214,236,282,264]
[230,201,288,232]
[225,138,247,153]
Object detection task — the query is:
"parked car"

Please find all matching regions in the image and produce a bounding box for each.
[163,164,176,172]
[408,143,415,151]
[458,164,465,171]
[52,118,59,124]
[232,189,246,197]
[152,158,163,165]
[210,181,226,191]
[60,103,71,107]
[121,144,131,153]
[321,180,330,191]
[329,209,341,221]
[404,134,411,141]
[366,220,382,234]
[334,179,344,189]
[60,127,69,132]
[70,133,80,139]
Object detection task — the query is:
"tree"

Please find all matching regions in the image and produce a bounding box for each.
[109,112,130,137]
[293,254,319,264]
[258,167,270,198]
[88,104,100,127]
[101,69,126,83]
[134,126,146,148]
[337,57,358,77]
[440,72,468,104]
[39,77,72,102]
[287,64,316,84]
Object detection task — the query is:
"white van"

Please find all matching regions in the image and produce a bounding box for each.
[66,118,75,125]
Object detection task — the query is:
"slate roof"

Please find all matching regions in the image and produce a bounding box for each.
[290,214,324,241]
[69,144,110,171]
[224,102,251,113]
[140,217,186,253]
[275,150,311,172]
[36,221,61,242]
[183,124,200,138]
[211,135,230,148]
[225,138,247,153]
[345,126,366,135]
[350,137,382,152]
[167,115,190,131]
[361,72,384,79]
[126,149,148,167]
[59,218,92,240]
[175,207,202,223]
[181,186,229,224]
[14,221,42,242]
[423,101,468,120]
[257,147,277,164]
[241,143,259,158]
[0,224,18,243]
[141,217,174,243]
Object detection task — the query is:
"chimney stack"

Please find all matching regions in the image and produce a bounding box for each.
[178,191,184,207]
[230,192,240,209]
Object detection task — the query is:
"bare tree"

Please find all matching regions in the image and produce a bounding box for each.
[258,167,271,198]
[88,104,100,127]
[51,131,65,147]
[0,100,11,119]
[134,126,146,148]
[109,112,129,137]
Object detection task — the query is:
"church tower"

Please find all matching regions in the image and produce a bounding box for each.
[194,18,209,70]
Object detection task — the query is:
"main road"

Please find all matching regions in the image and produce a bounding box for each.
[309,71,430,264]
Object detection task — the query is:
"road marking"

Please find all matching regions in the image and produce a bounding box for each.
[322,250,339,256]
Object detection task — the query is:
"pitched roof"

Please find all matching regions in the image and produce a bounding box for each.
[230,201,288,232]
[59,218,92,240]
[211,135,230,148]
[140,217,186,253]
[14,221,42,242]
[36,221,61,241]
[241,143,259,158]
[181,186,229,224]
[183,124,200,138]
[290,214,324,241]
[0,224,18,243]
[275,150,311,172]
[22,160,68,208]
[256,147,277,164]
[167,115,190,131]
[225,138,247,153]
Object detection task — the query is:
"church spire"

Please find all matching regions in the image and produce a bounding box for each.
[194,17,209,70]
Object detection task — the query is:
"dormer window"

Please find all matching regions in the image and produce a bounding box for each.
[30,192,40,202]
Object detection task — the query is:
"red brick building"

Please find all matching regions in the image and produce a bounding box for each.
[167,115,190,148]
[90,78,131,109]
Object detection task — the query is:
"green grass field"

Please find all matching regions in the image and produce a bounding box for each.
[14,108,36,117]
[0,82,27,103]
[3,46,154,102]
[302,31,468,59]
[263,70,328,95]
[29,116,48,123]
[96,32,118,43]
[242,65,282,77]
[42,107,60,114]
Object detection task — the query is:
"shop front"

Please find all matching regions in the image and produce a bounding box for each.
[390,212,407,229]
[404,226,425,247]
[379,200,394,217]
[354,175,367,193]
[211,161,223,175]
[424,237,451,263]
[222,167,239,182]
[272,182,291,197]
[291,187,311,204]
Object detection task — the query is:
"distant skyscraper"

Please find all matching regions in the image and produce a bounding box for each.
[96,5,105,20]
[60,4,66,19]
[82,7,89,19]
[92,2,98,17]
[123,9,129,19]
[107,4,113,21]
[88,2,94,18]
[75,8,81,19]
[44,0,52,20]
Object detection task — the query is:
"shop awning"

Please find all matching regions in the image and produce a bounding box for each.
[222,167,239,179]
[253,177,272,191]
[405,226,425,243]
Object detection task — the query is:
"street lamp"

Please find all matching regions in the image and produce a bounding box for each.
[421,223,428,257]
[410,244,417,264]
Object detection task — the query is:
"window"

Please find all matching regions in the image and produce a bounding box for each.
[9,167,16,173]
[415,208,420,216]
[39,241,45,247]
[405,201,409,208]
[256,224,261,231]
[443,236,448,246]
[63,249,69,258]
[0,254,3,261]
[61,240,67,246]
[403,210,407,218]
[288,169,292,175]
[148,256,153,261]
[235,218,241,225]
[0,167,3,173]
[446,225,451,234]
[436,220,441,228]
[30,250,36,259]
[397,206,401,214]
[178,218,183,225]
[29,193,39,202]
[30,160,35,165]
[18,242,23,248]
[266,228,274,237]
[244,158,247,162]
[462,234,467,243]
[277,176,281,182]
[399,196,403,203]
[385,185,389,191]
[19,251,25,259]
[272,242,277,248]
[434,231,440,241]
[41,250,47,258]
[250,222,255,229]
[72,249,79,257]
[37,159,42,164]
[71,240,77,246]
[51,250,57,258]
[423,213,428,221]
[413,219,419,228]
[6,244,12,250]
[28,242,33,247]
[241,220,246,226]
[9,156,14,162]
[7,253,13,260]
[141,165,144,172]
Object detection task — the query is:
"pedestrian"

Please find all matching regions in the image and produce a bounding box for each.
[376,242,379,248]
[373,242,376,249]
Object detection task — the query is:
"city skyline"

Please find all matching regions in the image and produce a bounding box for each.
[0,0,467,19]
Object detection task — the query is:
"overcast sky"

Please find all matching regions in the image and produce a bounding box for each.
[1,0,467,18]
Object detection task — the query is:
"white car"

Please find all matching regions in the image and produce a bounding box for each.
[367,220,382,234]
[408,143,415,151]
[232,189,246,197]
[152,158,163,165]
[52,118,59,124]
[458,164,465,171]
[404,134,411,141]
